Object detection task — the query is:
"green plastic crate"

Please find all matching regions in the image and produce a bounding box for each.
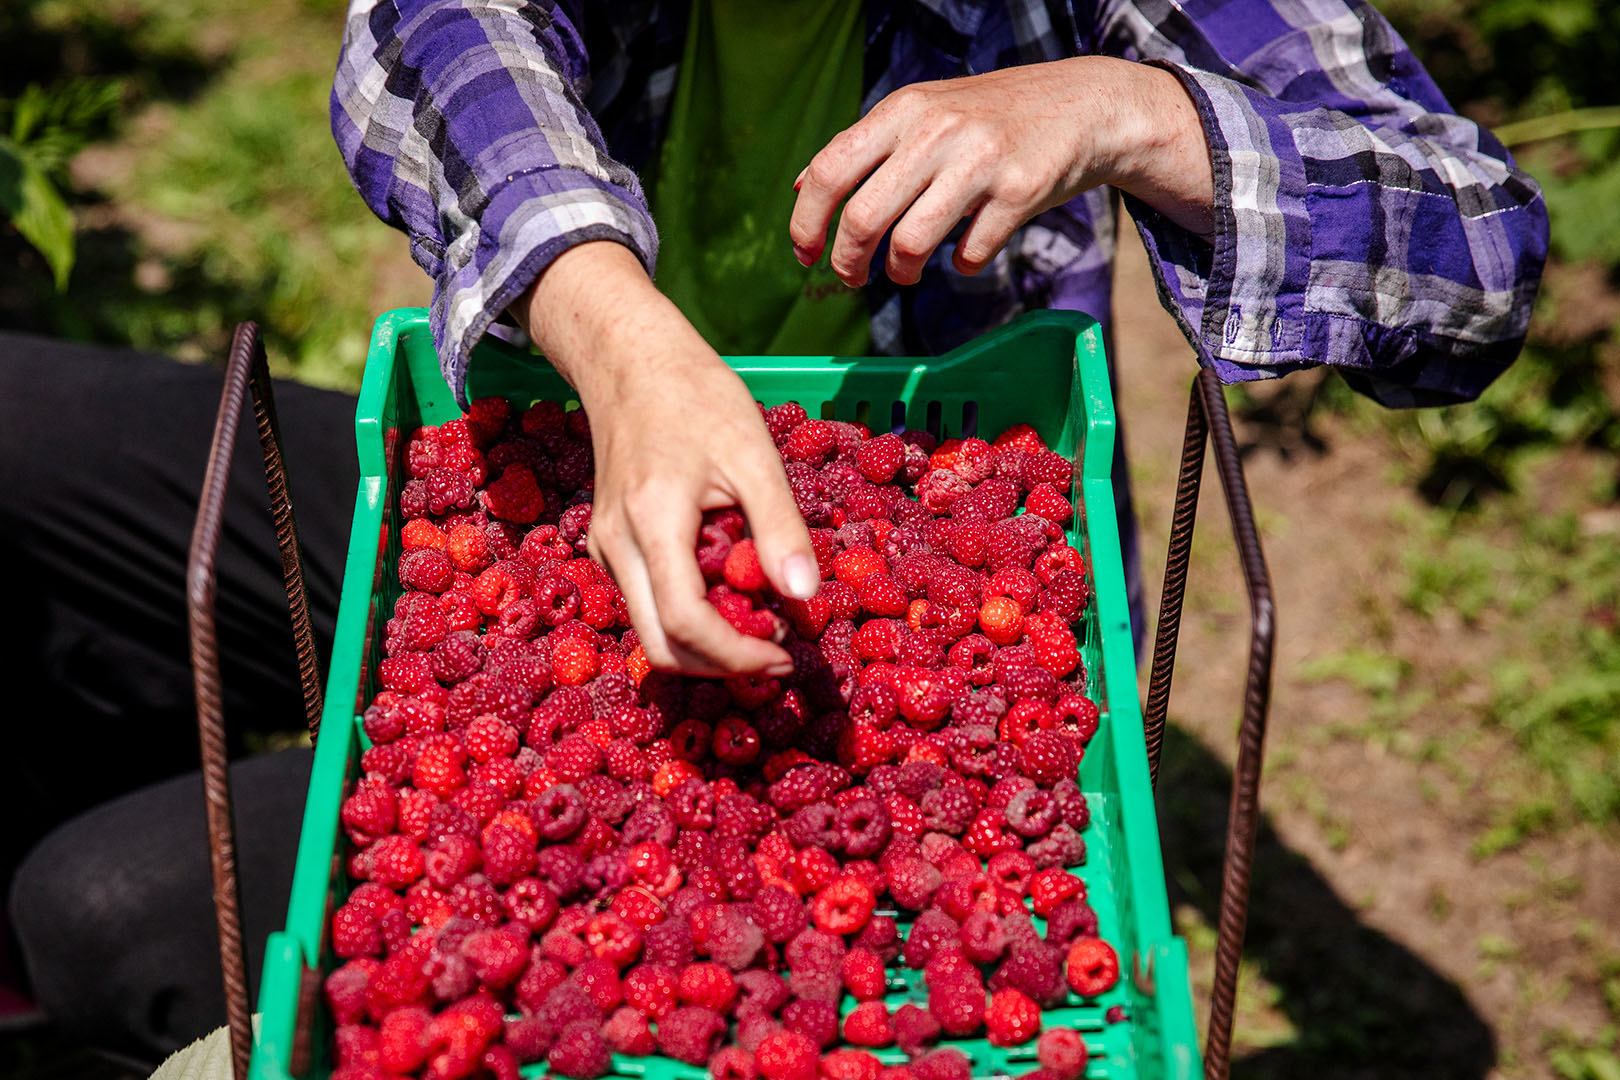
[250,308,1199,1080]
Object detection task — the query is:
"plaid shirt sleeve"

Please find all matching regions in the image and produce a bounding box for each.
[331,0,658,403]
[1093,0,1549,406]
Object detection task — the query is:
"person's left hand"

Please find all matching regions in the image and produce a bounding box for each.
[788,56,1213,287]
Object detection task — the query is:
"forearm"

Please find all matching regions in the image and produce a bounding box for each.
[1100,61,1215,238]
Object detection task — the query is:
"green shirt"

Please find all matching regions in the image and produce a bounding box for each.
[648,0,872,357]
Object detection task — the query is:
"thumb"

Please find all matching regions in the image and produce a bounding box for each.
[735,458,820,601]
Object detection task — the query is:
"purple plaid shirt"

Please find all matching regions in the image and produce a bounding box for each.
[331,0,1547,411]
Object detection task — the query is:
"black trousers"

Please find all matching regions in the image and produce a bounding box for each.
[1,332,358,1061]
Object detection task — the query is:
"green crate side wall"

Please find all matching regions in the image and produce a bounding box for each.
[252,309,1196,1080]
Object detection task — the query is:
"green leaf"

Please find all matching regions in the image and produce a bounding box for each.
[0,136,75,290]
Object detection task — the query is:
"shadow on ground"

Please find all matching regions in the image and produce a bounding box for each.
[1156,724,1497,1079]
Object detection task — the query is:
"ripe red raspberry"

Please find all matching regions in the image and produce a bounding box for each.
[1018,729,1078,786]
[1028,868,1085,917]
[854,432,905,483]
[841,947,887,1000]
[624,963,680,1018]
[977,596,1024,646]
[985,988,1042,1046]
[484,463,545,523]
[784,420,836,464]
[340,784,396,846]
[810,876,875,935]
[927,981,986,1037]
[363,834,423,888]
[843,1000,895,1047]
[425,466,475,515]
[399,548,455,593]
[547,1018,609,1078]
[833,546,886,585]
[707,906,766,970]
[1023,449,1073,488]
[656,1005,728,1065]
[856,573,908,618]
[401,518,447,552]
[1037,1029,1090,1079]
[722,537,767,592]
[1051,694,1100,744]
[678,961,738,1012]
[1065,937,1120,997]
[1025,482,1073,524]
[823,1049,883,1080]
[755,1028,818,1080]
[552,637,599,686]
[765,402,809,443]
[1032,629,1081,678]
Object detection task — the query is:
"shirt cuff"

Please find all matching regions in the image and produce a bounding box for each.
[429,167,659,406]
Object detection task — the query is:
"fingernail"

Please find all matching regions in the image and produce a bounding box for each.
[793,166,807,191]
[766,662,795,678]
[783,553,820,599]
[793,243,816,268]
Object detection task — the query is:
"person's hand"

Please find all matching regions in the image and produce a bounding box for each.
[789,56,1214,287]
[514,241,821,677]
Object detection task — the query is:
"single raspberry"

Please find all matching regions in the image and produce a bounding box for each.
[755,1028,819,1080]
[1028,823,1087,868]
[1018,730,1077,785]
[399,548,455,593]
[855,432,905,482]
[1023,449,1073,489]
[657,1005,728,1065]
[425,467,475,515]
[484,463,545,523]
[678,962,739,1012]
[707,906,767,970]
[990,942,1067,1008]
[858,574,909,618]
[842,1000,895,1047]
[839,947,887,1000]
[711,1045,760,1080]
[985,988,1042,1046]
[729,968,787,1019]
[811,876,875,935]
[1037,1029,1090,1079]
[547,1019,610,1078]
[823,1049,883,1080]
[927,981,986,1037]
[1065,937,1120,997]
[978,596,1024,646]
[720,537,767,592]
[552,638,599,686]
[916,469,971,514]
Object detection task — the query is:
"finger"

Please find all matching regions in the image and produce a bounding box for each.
[592,523,675,670]
[826,150,938,287]
[952,199,1027,277]
[885,172,983,286]
[630,503,794,676]
[731,454,820,601]
[789,109,904,265]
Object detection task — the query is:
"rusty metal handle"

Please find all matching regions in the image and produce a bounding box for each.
[187,321,326,1080]
[1141,368,1276,1080]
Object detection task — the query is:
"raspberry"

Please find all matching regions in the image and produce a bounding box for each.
[1023,449,1073,489]
[842,1000,895,1047]
[985,988,1042,1046]
[927,981,985,1036]
[990,942,1066,1008]
[484,463,545,523]
[340,784,397,846]
[399,548,455,593]
[756,1028,819,1080]
[546,734,604,783]
[552,637,599,686]
[1028,823,1087,868]
[547,1019,610,1078]
[598,1005,656,1057]
[978,596,1024,646]
[376,1005,432,1072]
[1037,1029,1090,1079]
[1018,730,1077,786]
[857,573,909,617]
[823,1050,882,1080]
[657,1005,728,1065]
[750,885,808,943]
[707,906,766,970]
[811,876,875,935]
[916,469,971,514]
[679,962,739,1012]
[836,797,892,858]
[425,467,475,515]
[840,947,887,1000]
[1065,937,1120,997]
[362,834,423,888]
[711,1046,760,1080]
[855,433,905,483]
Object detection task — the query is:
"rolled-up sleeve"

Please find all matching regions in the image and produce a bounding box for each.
[1097,0,1548,406]
[332,0,658,402]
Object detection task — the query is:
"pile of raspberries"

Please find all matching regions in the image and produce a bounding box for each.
[326,396,1121,1080]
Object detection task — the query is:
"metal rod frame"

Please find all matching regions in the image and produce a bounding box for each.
[1141,368,1277,1080]
[188,321,325,1080]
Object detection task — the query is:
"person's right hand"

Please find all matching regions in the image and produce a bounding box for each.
[513,241,821,677]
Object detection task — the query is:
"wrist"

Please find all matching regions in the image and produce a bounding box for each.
[1098,61,1215,236]
[513,240,663,395]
